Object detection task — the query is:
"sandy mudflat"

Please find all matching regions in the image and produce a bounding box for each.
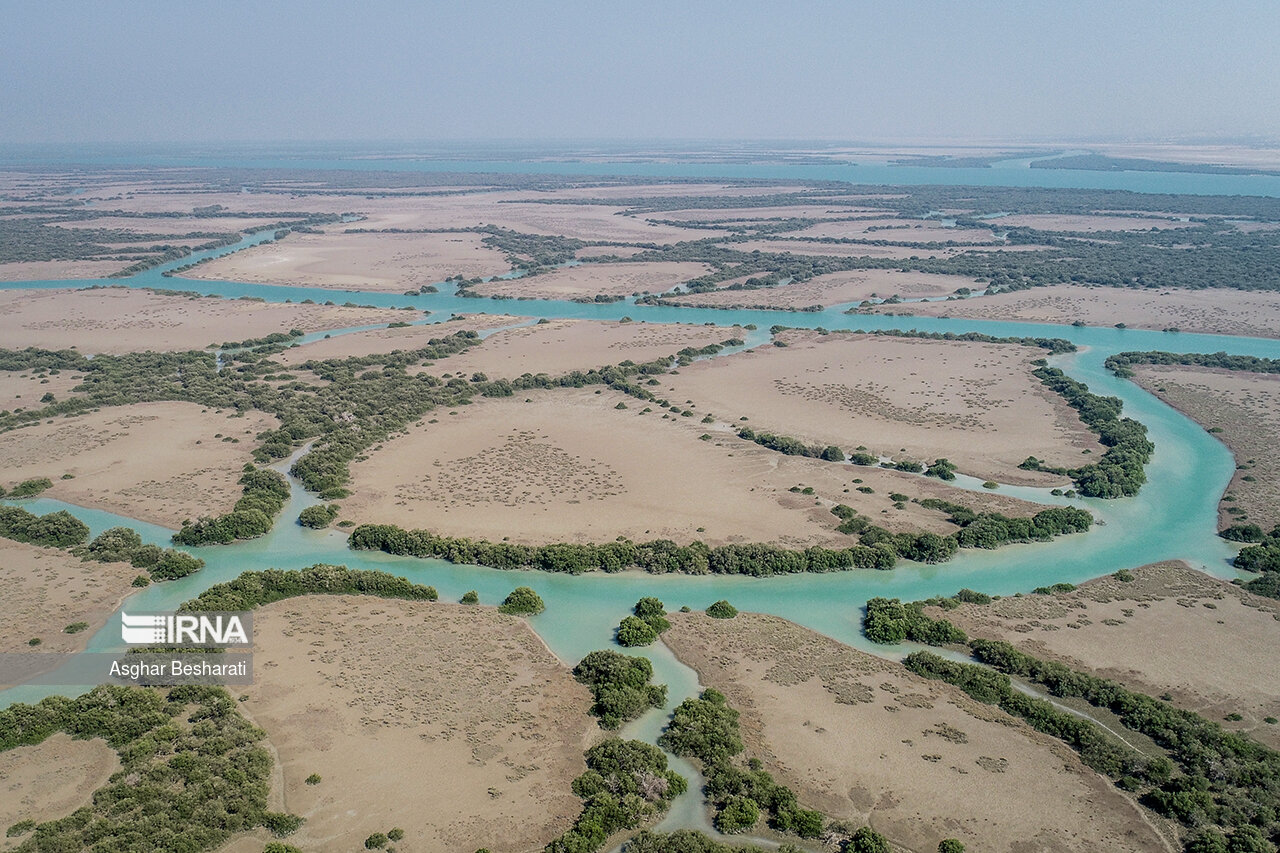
[227,596,594,853]
[472,261,712,299]
[661,331,1098,484]
[0,538,138,655]
[0,733,120,844]
[924,562,1280,748]
[995,214,1196,232]
[0,260,127,281]
[418,319,746,379]
[793,217,998,243]
[183,229,511,291]
[272,314,525,365]
[869,284,1280,339]
[724,239,958,259]
[1131,366,1280,530]
[664,269,976,309]
[343,386,1052,547]
[0,402,277,528]
[0,288,410,354]
[663,612,1173,853]
[0,369,88,409]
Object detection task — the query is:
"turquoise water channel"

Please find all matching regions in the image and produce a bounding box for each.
[3,158,1279,840]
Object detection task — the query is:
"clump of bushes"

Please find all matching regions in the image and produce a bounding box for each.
[0,505,89,548]
[298,504,339,529]
[706,600,738,619]
[862,597,967,645]
[7,477,53,497]
[174,465,290,545]
[617,597,671,646]
[659,690,825,838]
[498,586,544,615]
[546,738,687,853]
[572,650,667,729]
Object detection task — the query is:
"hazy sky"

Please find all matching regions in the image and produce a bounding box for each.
[3,0,1278,144]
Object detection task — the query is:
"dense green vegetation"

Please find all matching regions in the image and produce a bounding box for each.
[735,425,844,460]
[349,523,899,574]
[173,466,291,545]
[658,690,825,838]
[498,585,545,615]
[0,684,301,853]
[908,639,1280,848]
[1106,351,1280,379]
[545,738,687,853]
[297,503,340,528]
[705,600,738,619]
[617,598,670,647]
[78,526,206,581]
[832,500,1091,564]
[7,477,52,498]
[862,597,967,645]
[1019,365,1153,497]
[1226,525,1280,599]
[918,498,1094,548]
[179,564,438,612]
[572,650,667,730]
[0,505,89,548]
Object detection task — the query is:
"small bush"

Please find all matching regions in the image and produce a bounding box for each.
[460,590,479,605]
[706,600,738,619]
[305,773,321,785]
[365,833,388,849]
[499,586,545,615]
[63,622,89,634]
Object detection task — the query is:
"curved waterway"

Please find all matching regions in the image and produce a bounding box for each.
[3,223,1278,842]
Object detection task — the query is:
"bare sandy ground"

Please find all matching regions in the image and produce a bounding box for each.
[0,369,88,409]
[0,402,277,528]
[226,596,595,853]
[0,734,120,845]
[793,218,998,243]
[344,386,1052,547]
[472,262,712,299]
[868,284,1280,339]
[272,314,525,365]
[45,215,280,235]
[0,288,410,354]
[0,260,126,281]
[661,331,1098,484]
[725,239,959,259]
[183,229,511,291]
[101,188,722,243]
[664,269,977,310]
[0,538,138,655]
[1131,366,1280,529]
[418,319,746,379]
[924,561,1280,748]
[996,214,1196,232]
[663,612,1173,853]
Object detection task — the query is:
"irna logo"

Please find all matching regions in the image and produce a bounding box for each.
[121,612,251,646]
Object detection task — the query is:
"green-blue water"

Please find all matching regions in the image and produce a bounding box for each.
[2,151,1276,837]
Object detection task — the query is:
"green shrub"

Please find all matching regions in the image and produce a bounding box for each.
[939,841,966,853]
[706,600,737,619]
[305,773,321,785]
[365,833,388,849]
[573,650,667,729]
[460,589,479,604]
[387,828,404,842]
[63,622,89,634]
[9,477,53,497]
[617,615,660,647]
[499,586,545,615]
[849,826,891,853]
[714,796,759,833]
[298,504,339,529]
